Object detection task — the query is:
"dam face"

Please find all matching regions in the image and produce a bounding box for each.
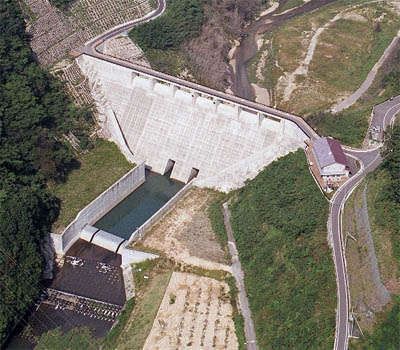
[78,55,308,191]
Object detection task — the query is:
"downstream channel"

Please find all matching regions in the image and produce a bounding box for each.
[231,0,339,100]
[94,169,184,239]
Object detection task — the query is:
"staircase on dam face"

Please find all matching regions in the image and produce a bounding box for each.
[78,54,308,192]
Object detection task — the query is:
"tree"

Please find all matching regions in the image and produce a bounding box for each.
[381,125,400,202]
[35,327,99,350]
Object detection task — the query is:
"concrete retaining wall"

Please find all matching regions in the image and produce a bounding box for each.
[51,162,146,254]
[129,180,195,243]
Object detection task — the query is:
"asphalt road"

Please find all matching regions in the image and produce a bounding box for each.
[75,4,400,349]
[331,99,400,350]
[332,33,400,113]
[223,203,258,350]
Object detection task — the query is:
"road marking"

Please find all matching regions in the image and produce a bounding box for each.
[383,102,400,128]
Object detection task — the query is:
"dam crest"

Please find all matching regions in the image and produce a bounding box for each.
[78,54,308,192]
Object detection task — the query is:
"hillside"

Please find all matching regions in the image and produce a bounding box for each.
[229,150,336,349]
[345,125,400,349]
[248,0,400,147]
[129,0,263,90]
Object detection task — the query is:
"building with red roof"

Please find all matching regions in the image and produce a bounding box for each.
[307,137,349,190]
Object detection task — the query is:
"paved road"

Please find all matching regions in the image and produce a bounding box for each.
[332,31,400,113]
[78,46,319,140]
[331,98,400,350]
[85,0,166,48]
[223,203,258,350]
[73,4,400,349]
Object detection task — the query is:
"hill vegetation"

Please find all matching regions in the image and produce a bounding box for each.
[230,150,336,349]
[0,0,93,340]
[346,125,400,349]
[129,0,205,51]
[50,0,74,11]
[129,0,262,89]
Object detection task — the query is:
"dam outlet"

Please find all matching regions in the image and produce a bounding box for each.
[94,169,184,240]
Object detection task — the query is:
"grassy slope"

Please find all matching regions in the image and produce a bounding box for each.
[230,150,336,349]
[113,258,172,350]
[249,0,400,147]
[50,140,133,232]
[346,167,400,349]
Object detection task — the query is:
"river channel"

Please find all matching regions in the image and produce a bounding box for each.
[231,0,339,100]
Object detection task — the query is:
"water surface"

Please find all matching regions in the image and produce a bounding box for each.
[94,170,184,239]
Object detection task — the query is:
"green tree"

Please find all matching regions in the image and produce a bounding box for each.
[381,125,400,202]
[35,327,99,350]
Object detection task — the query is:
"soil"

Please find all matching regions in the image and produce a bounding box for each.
[231,0,339,100]
[143,272,238,350]
[136,188,230,272]
[182,0,263,91]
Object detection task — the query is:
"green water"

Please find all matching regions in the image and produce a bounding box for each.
[94,170,184,240]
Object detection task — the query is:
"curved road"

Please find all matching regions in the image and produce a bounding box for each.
[331,97,400,350]
[73,2,400,349]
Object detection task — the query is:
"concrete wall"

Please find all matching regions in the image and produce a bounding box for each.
[51,162,146,254]
[129,180,195,243]
[78,55,308,192]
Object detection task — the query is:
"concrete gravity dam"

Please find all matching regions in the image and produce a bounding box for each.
[77,54,309,191]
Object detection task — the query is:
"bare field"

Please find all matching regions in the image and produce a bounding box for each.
[251,0,400,115]
[134,188,230,272]
[143,272,238,350]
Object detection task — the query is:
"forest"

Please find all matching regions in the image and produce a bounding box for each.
[0,0,92,341]
[230,150,336,349]
[129,0,205,51]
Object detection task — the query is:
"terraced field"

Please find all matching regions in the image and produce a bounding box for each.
[143,272,238,350]
[23,0,155,67]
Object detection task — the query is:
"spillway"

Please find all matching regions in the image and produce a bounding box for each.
[77,54,308,192]
[94,170,184,239]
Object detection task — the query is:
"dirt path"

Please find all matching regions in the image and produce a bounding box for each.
[231,0,339,100]
[282,12,342,101]
[222,203,258,350]
[135,188,231,272]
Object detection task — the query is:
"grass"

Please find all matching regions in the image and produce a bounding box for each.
[177,263,229,281]
[347,170,400,349]
[342,180,381,331]
[50,139,134,232]
[250,0,400,124]
[365,169,400,286]
[226,276,246,350]
[277,0,305,14]
[102,298,136,349]
[230,150,336,349]
[117,271,171,350]
[208,192,229,251]
[307,108,369,147]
